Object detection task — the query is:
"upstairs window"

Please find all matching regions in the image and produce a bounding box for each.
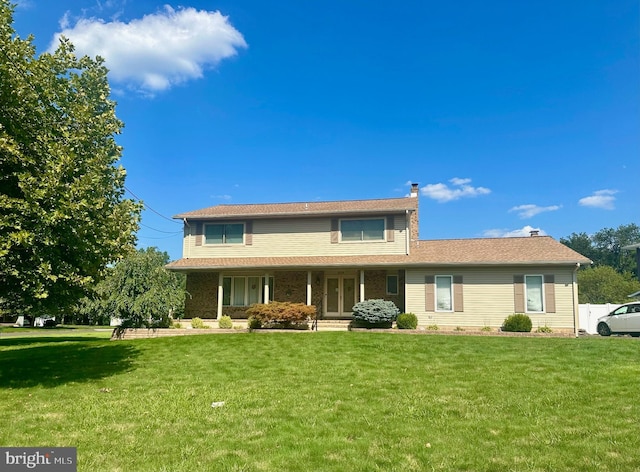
[205,223,244,245]
[340,218,385,242]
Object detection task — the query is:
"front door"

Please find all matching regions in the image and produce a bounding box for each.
[326,276,357,318]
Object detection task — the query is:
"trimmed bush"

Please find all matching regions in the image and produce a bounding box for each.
[502,313,532,332]
[536,325,553,333]
[351,299,399,329]
[191,317,208,329]
[245,302,315,329]
[247,316,262,330]
[396,313,418,330]
[218,315,233,329]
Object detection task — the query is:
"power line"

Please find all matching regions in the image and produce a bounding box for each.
[125,185,180,224]
[139,222,182,234]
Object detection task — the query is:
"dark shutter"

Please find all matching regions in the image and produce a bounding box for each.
[544,274,556,313]
[425,275,435,311]
[195,222,203,246]
[513,275,524,313]
[386,215,395,242]
[453,275,464,312]
[245,221,253,246]
[330,218,339,244]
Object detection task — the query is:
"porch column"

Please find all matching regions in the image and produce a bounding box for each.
[306,271,312,305]
[359,270,365,302]
[217,273,224,320]
[264,273,270,304]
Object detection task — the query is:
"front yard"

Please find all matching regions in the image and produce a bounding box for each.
[0,332,638,471]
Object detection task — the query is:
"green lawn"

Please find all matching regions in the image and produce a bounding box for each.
[1,332,638,471]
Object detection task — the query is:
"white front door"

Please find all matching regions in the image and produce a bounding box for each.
[325,276,357,318]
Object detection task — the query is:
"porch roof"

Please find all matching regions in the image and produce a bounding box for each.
[173,197,418,220]
[166,236,591,270]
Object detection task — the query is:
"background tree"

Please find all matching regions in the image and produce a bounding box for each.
[577,266,640,304]
[0,2,141,316]
[561,223,640,276]
[80,248,185,328]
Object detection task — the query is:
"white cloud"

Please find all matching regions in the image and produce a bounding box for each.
[48,5,247,94]
[211,194,232,201]
[420,177,491,203]
[508,204,561,219]
[578,189,617,210]
[482,225,546,238]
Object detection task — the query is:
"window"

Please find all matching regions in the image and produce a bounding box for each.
[222,276,274,306]
[435,275,452,311]
[525,275,544,312]
[386,275,398,295]
[340,218,385,242]
[205,223,244,244]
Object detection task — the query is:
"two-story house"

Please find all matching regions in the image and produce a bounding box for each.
[167,184,591,333]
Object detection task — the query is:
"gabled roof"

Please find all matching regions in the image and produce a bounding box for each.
[174,197,418,220]
[166,236,591,270]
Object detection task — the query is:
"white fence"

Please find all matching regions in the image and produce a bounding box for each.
[579,304,621,334]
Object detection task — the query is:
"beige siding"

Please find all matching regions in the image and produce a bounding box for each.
[405,266,578,330]
[184,215,409,258]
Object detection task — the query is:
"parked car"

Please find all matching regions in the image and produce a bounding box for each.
[33,315,57,328]
[597,303,640,337]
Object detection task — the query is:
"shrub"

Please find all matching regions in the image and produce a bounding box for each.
[502,313,532,332]
[536,325,553,333]
[247,316,262,330]
[351,299,399,328]
[218,315,233,329]
[191,317,208,329]
[245,302,315,329]
[454,326,464,332]
[171,321,182,329]
[481,326,492,332]
[426,324,439,331]
[396,313,418,330]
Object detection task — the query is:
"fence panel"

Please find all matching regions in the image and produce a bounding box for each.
[578,304,622,334]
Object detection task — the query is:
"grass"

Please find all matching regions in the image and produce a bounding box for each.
[1,332,639,471]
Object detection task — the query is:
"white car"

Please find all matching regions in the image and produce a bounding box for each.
[597,303,640,337]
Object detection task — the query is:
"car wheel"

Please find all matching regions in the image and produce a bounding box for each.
[597,323,611,337]
[630,333,640,338]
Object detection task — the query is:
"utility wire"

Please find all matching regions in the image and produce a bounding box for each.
[139,222,182,234]
[125,185,180,224]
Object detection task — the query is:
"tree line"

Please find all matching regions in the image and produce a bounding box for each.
[561,224,640,303]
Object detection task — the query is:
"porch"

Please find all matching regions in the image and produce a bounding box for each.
[184,269,405,320]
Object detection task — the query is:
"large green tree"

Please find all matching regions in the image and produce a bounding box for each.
[561,223,640,276]
[0,2,141,315]
[78,248,185,328]
[577,266,640,304]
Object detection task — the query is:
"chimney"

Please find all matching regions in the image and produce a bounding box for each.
[530,230,540,237]
[410,183,419,198]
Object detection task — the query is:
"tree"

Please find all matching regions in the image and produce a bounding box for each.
[80,248,185,328]
[561,224,640,276]
[0,2,142,315]
[577,266,640,304]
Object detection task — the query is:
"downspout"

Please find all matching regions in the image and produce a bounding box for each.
[184,218,191,259]
[572,263,581,338]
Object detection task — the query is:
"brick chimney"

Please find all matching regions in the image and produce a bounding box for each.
[409,183,419,248]
[410,183,419,198]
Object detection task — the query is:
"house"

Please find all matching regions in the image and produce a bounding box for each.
[166,184,591,334]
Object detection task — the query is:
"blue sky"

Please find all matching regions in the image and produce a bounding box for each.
[11,0,639,261]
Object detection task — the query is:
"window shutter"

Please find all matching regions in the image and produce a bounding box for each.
[425,275,435,311]
[513,275,524,313]
[195,222,203,246]
[544,274,556,313]
[453,275,464,312]
[245,221,253,246]
[386,215,395,242]
[330,218,339,244]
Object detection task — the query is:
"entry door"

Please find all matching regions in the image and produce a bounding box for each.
[326,276,357,317]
